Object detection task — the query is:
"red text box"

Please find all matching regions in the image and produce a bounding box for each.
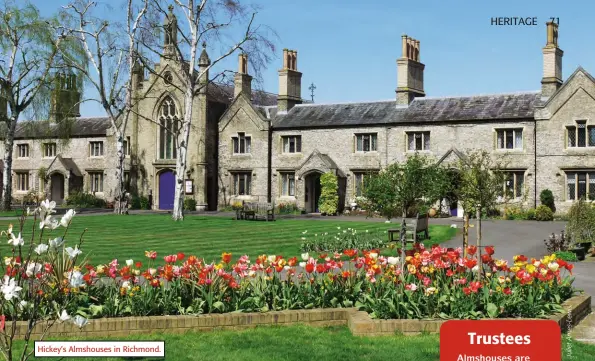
[440,320,561,361]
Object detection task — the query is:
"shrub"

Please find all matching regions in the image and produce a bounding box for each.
[525,208,536,220]
[503,206,524,220]
[535,205,554,221]
[540,189,556,213]
[318,172,338,215]
[184,198,197,211]
[566,199,595,243]
[555,250,577,262]
[65,192,106,208]
[544,231,572,253]
[130,195,150,210]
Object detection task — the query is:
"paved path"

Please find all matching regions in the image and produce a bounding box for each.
[571,312,595,345]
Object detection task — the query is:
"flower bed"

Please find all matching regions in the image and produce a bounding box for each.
[0,201,577,331]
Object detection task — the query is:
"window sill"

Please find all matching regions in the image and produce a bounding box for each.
[89,156,105,158]
[279,195,296,199]
[280,152,302,156]
[354,151,379,154]
[405,150,431,153]
[232,153,252,156]
[494,149,524,152]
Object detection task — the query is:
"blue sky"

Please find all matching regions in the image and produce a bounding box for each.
[34,0,595,116]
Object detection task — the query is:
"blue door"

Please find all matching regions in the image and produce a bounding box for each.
[159,170,175,210]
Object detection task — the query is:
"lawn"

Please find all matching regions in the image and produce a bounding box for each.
[0,215,457,265]
[13,325,595,361]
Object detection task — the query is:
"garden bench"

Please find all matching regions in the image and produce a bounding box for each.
[387,213,430,243]
[241,201,275,221]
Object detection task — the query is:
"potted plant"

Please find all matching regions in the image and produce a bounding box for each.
[577,240,592,253]
[570,243,586,261]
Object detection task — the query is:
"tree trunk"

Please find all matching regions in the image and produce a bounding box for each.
[172,88,194,221]
[463,212,469,257]
[113,133,126,214]
[399,210,407,271]
[1,117,17,211]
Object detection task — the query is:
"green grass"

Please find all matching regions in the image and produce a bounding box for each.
[12,325,595,360]
[0,215,456,265]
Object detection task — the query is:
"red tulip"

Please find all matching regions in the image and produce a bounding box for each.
[485,246,495,256]
[466,246,477,256]
[305,263,315,273]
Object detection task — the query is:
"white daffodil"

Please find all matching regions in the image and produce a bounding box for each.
[7,233,24,247]
[65,246,82,259]
[34,244,49,255]
[126,259,134,267]
[267,255,276,263]
[59,310,71,322]
[25,263,42,277]
[299,262,306,268]
[301,253,309,261]
[121,281,131,289]
[67,270,84,288]
[49,237,65,249]
[60,209,76,228]
[1,276,22,300]
[72,315,89,328]
[387,257,400,265]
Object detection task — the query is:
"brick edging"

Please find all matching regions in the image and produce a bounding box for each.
[7,294,590,339]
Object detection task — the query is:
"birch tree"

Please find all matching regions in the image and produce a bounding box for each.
[139,0,274,220]
[58,0,148,214]
[0,0,81,210]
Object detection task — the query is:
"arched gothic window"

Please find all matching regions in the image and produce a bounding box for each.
[159,97,178,159]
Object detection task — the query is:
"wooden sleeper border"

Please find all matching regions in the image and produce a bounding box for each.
[7,294,591,339]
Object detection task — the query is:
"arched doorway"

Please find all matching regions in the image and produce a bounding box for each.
[304,172,322,213]
[159,170,175,210]
[50,173,65,204]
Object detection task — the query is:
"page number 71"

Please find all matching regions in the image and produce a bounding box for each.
[550,17,559,24]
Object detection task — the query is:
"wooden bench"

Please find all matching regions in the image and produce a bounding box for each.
[241,201,275,221]
[387,213,430,243]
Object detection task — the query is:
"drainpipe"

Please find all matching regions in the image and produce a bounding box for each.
[267,123,272,203]
[534,119,537,208]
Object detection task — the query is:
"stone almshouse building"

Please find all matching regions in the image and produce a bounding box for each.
[5,20,595,215]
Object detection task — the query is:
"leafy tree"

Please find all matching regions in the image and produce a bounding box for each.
[455,150,506,268]
[364,154,449,266]
[318,172,338,215]
[0,0,84,210]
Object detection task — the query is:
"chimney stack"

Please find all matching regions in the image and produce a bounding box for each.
[541,21,563,98]
[234,53,253,99]
[396,35,425,106]
[277,49,302,113]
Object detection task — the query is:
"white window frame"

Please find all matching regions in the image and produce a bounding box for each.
[17,144,29,158]
[566,171,595,201]
[89,141,104,157]
[89,172,104,193]
[355,133,377,152]
[280,172,295,196]
[407,131,430,151]
[43,143,57,158]
[496,128,523,150]
[232,172,252,195]
[16,172,29,191]
[566,120,595,148]
[282,136,302,154]
[232,133,251,154]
